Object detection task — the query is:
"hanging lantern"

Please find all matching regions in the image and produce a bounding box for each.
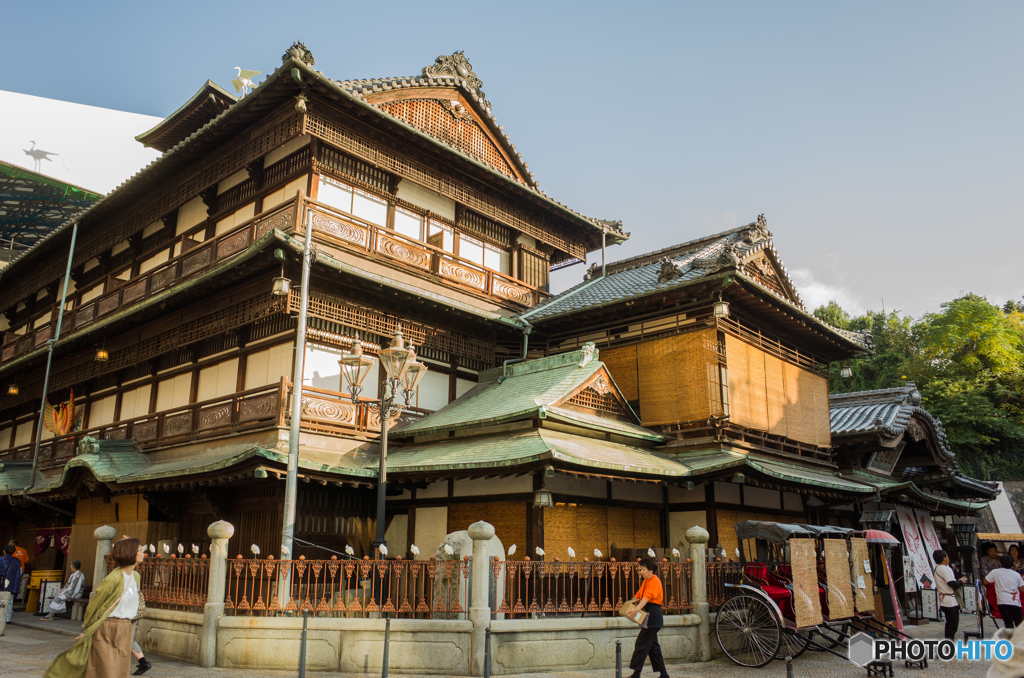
[339,342,376,400]
[840,365,853,379]
[7,383,18,396]
[94,347,109,362]
[533,490,554,508]
[401,352,428,395]
[378,329,415,380]
[271,276,291,296]
[713,291,730,318]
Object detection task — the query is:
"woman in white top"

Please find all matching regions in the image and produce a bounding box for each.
[43,560,84,620]
[986,554,1024,629]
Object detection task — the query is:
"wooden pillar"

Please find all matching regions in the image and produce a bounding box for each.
[706,482,718,552]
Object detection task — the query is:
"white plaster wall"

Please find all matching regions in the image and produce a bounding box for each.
[218,169,249,194]
[611,481,651,503]
[265,134,310,167]
[714,481,741,505]
[668,483,705,502]
[197,359,239,401]
[413,506,448,558]
[417,481,448,500]
[177,196,208,233]
[156,373,192,411]
[545,474,606,499]
[396,180,456,221]
[744,486,781,510]
[120,384,152,420]
[245,343,294,390]
[783,491,804,512]
[453,476,532,497]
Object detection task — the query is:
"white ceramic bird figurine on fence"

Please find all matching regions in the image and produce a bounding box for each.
[508,544,516,557]
[410,544,420,556]
[281,545,289,556]
[378,544,388,557]
[735,548,740,558]
[344,545,355,556]
[443,544,455,556]
[232,67,261,96]
[149,544,156,554]
[163,543,170,554]
[672,548,680,559]
[192,544,199,555]
[535,546,545,557]
[594,549,603,559]
[251,544,260,557]
[177,544,184,554]
[647,548,656,558]
[567,546,575,560]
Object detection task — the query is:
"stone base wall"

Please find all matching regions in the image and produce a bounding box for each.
[489,615,702,675]
[216,617,473,674]
[136,609,203,662]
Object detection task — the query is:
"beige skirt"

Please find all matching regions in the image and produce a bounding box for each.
[86,617,132,678]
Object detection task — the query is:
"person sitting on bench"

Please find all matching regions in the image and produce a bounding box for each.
[43,560,84,620]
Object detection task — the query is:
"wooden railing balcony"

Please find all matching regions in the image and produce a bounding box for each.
[0,379,428,470]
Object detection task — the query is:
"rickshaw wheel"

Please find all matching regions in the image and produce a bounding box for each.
[807,622,848,650]
[776,628,811,659]
[716,594,782,668]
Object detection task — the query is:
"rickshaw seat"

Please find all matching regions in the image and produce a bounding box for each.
[744,563,791,600]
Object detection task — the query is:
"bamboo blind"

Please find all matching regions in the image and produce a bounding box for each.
[636,328,718,426]
[791,538,823,628]
[716,509,795,563]
[448,501,527,557]
[850,537,875,613]
[543,505,577,561]
[824,539,854,619]
[724,335,769,432]
[601,345,639,402]
[608,506,635,550]
[542,505,661,560]
[724,336,831,447]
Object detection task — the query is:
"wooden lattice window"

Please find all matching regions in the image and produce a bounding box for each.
[566,377,628,417]
[461,210,511,248]
[319,147,390,194]
[743,259,788,300]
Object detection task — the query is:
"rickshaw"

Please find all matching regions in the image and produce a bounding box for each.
[976,533,1024,630]
[716,521,910,668]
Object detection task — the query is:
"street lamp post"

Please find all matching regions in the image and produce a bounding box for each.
[340,330,427,554]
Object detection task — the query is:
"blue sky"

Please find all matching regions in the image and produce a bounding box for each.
[4,1,1022,317]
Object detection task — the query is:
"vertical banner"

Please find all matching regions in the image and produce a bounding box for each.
[896,506,935,589]
[915,510,943,569]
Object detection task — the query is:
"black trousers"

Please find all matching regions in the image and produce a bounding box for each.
[940,605,959,640]
[998,604,1024,629]
[629,626,666,674]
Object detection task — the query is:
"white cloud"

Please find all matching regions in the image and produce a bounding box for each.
[788,268,865,316]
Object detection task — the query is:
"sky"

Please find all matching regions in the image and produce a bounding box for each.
[2,1,1021,318]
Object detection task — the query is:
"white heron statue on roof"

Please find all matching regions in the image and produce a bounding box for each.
[232,67,261,96]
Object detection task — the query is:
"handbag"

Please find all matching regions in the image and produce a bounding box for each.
[132,591,146,622]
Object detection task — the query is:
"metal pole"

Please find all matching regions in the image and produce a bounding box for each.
[484,627,491,678]
[615,639,622,678]
[25,220,78,494]
[601,227,607,278]
[282,204,313,560]
[786,655,794,678]
[381,616,391,678]
[298,610,308,678]
[373,390,390,551]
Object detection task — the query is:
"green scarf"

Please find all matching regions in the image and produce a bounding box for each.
[44,568,141,678]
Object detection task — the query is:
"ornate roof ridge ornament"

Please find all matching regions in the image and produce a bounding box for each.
[657,256,686,283]
[423,51,492,111]
[742,213,771,245]
[283,41,315,66]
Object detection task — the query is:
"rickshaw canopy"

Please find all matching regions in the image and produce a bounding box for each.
[734,521,854,544]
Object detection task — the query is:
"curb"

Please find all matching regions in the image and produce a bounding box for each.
[9,619,81,638]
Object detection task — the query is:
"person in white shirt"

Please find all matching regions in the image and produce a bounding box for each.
[986,554,1024,629]
[933,550,969,639]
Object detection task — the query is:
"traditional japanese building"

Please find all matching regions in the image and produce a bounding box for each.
[0,44,623,581]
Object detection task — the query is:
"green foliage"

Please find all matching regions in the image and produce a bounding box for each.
[818,295,1024,481]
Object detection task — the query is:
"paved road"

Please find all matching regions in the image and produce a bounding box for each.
[0,612,996,678]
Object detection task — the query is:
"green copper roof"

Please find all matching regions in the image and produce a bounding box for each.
[387,428,688,477]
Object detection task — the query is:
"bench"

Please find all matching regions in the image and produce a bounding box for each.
[69,587,92,622]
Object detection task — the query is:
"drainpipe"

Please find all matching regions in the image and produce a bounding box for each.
[500,321,532,381]
[281,193,311,561]
[23,220,79,499]
[601,225,607,278]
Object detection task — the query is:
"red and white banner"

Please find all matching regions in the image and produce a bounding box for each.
[896,506,935,589]
[915,510,944,569]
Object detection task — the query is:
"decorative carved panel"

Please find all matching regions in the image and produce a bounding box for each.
[217,229,251,260]
[17,336,32,355]
[55,439,75,459]
[239,394,278,422]
[163,412,193,437]
[492,278,533,306]
[75,305,96,329]
[366,407,401,431]
[198,404,232,431]
[133,421,158,442]
[301,397,356,426]
[439,259,486,290]
[151,265,177,290]
[98,294,120,317]
[376,233,431,270]
[2,345,14,361]
[182,248,212,277]
[39,442,54,462]
[34,326,52,346]
[104,428,127,440]
[123,279,148,304]
[14,447,32,460]
[309,210,369,248]
[256,209,295,239]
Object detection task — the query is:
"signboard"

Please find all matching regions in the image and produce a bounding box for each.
[915,510,944,569]
[963,586,978,613]
[903,557,918,592]
[921,588,938,619]
[896,506,935,589]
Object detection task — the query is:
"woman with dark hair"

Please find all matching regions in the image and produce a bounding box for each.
[980,542,1001,580]
[44,537,144,678]
[624,557,669,678]
[1009,544,1024,575]
[43,560,84,620]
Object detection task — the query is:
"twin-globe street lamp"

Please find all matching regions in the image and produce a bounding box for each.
[339,329,427,555]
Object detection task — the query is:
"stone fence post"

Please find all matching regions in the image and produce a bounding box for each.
[686,525,712,662]
[93,526,117,590]
[198,520,234,668]
[468,520,495,677]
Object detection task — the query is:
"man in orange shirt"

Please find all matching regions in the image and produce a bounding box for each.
[8,539,28,570]
[625,557,669,678]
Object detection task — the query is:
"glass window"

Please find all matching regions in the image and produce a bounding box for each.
[428,222,454,252]
[460,235,484,266]
[484,244,511,275]
[393,208,423,241]
[352,189,387,225]
[318,177,354,213]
